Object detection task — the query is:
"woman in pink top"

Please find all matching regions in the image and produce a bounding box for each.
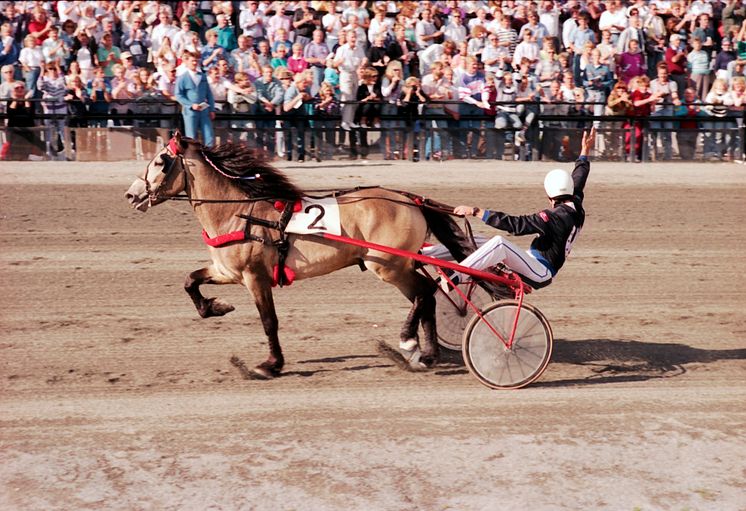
[287,43,309,75]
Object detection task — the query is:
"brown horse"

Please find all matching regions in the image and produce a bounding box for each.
[125,133,473,378]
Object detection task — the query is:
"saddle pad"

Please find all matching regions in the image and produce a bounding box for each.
[285,197,341,236]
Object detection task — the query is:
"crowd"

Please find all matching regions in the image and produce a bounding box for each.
[1,0,745,162]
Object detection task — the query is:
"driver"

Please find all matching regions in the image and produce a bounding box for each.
[429,127,595,291]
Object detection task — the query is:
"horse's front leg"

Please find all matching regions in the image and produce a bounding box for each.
[185,266,236,318]
[244,271,284,379]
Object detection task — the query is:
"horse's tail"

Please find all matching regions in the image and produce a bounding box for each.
[421,205,476,262]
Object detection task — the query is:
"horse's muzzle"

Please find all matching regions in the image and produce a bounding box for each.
[125,181,150,212]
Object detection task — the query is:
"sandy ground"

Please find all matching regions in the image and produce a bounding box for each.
[1,159,745,511]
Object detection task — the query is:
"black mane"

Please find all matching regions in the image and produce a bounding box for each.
[198,140,304,201]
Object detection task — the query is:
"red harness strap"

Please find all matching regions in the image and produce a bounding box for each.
[201,229,246,247]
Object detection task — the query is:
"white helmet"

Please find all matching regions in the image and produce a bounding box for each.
[544,169,574,199]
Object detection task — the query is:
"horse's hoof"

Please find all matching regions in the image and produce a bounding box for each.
[419,354,438,368]
[199,298,235,318]
[249,366,276,380]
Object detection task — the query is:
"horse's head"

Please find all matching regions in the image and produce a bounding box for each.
[125,132,189,212]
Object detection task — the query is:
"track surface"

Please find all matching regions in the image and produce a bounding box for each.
[1,160,745,510]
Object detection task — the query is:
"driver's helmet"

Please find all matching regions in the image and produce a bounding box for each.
[544,169,574,199]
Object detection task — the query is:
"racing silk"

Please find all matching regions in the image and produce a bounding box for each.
[480,157,589,275]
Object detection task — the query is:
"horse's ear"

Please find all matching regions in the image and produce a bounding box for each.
[172,131,187,152]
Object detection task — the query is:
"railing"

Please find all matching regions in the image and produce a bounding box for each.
[1,99,742,162]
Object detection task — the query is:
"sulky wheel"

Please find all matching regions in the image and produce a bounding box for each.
[435,280,494,351]
[462,300,553,389]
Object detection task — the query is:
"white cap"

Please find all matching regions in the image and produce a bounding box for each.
[544,169,574,198]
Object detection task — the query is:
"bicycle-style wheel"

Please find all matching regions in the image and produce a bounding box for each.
[462,300,553,389]
[435,281,494,351]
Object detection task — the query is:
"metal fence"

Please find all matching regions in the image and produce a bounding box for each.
[1,99,742,162]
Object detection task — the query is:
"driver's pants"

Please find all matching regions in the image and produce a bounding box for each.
[421,235,552,284]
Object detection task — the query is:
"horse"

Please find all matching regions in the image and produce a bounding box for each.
[125,133,474,378]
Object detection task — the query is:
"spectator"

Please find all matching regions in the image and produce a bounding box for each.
[605,80,633,158]
[19,35,43,93]
[715,38,736,80]
[322,0,343,51]
[628,75,656,161]
[239,1,265,40]
[616,14,645,54]
[380,60,404,159]
[215,14,237,52]
[418,39,457,77]
[271,44,289,69]
[254,65,284,155]
[727,76,746,159]
[232,35,261,79]
[649,62,680,160]
[271,28,293,55]
[676,87,703,160]
[174,51,215,147]
[421,61,451,161]
[454,55,485,159]
[665,34,689,95]
[479,72,499,159]
[1,22,20,69]
[644,4,667,76]
[202,29,227,70]
[87,66,111,127]
[443,13,467,45]
[97,32,121,78]
[256,39,272,68]
[599,0,628,45]
[287,42,309,75]
[333,30,365,131]
[150,11,178,56]
[71,31,99,83]
[688,37,713,101]
[351,67,380,159]
[617,38,646,84]
[38,64,67,156]
[387,24,417,78]
[583,48,614,127]
[400,75,427,161]
[512,28,540,69]
[304,29,329,93]
[42,26,68,69]
[122,16,151,69]
[27,6,53,45]
[227,71,257,141]
[266,5,292,45]
[703,78,731,160]
[282,70,313,162]
[366,34,388,82]
[7,81,44,160]
[314,80,341,160]
[293,1,318,47]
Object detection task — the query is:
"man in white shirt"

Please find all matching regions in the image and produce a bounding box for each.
[418,40,456,77]
[150,11,179,55]
[443,13,467,45]
[333,31,366,130]
[415,8,442,50]
[239,1,265,39]
[512,29,540,69]
[538,0,560,38]
[599,0,628,45]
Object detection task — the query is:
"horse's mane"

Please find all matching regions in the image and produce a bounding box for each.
[196,140,304,201]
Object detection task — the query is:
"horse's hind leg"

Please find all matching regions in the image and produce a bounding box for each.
[368,260,439,367]
[185,266,236,318]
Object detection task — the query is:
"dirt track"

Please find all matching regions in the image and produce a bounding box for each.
[1,159,745,510]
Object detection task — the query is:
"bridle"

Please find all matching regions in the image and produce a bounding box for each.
[140,136,189,205]
[140,136,263,205]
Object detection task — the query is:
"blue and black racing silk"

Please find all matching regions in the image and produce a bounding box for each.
[480,157,590,276]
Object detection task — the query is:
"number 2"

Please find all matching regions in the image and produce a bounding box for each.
[305,204,326,231]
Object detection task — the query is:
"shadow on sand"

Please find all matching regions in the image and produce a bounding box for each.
[534,338,746,387]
